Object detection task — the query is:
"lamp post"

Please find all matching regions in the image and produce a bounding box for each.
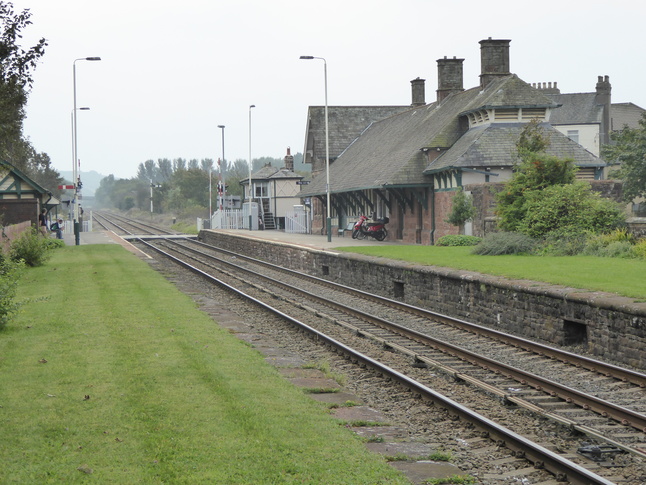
[72,56,101,245]
[248,104,255,230]
[218,125,226,212]
[300,55,331,242]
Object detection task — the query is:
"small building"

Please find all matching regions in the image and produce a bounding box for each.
[240,148,304,230]
[0,160,60,227]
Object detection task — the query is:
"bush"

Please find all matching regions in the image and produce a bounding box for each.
[631,239,646,259]
[436,235,482,247]
[517,182,626,238]
[9,227,53,267]
[537,227,590,256]
[471,232,537,255]
[0,257,25,329]
[583,229,636,258]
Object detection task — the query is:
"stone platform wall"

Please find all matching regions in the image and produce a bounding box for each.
[199,231,646,369]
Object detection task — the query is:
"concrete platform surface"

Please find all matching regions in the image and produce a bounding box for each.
[65,228,404,251]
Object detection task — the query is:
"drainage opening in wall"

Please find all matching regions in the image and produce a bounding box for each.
[321,265,329,276]
[563,319,588,346]
[393,281,405,299]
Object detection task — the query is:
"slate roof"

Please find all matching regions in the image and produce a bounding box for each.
[425,123,602,174]
[304,105,411,162]
[546,92,602,125]
[610,102,646,131]
[248,164,302,181]
[301,74,590,197]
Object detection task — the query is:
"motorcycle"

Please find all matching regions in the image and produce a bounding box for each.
[351,214,389,241]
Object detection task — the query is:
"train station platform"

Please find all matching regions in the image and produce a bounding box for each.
[64,228,403,250]
[204,228,403,251]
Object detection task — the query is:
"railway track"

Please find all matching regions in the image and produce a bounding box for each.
[93,213,646,483]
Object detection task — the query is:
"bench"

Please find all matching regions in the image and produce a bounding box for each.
[338,222,355,237]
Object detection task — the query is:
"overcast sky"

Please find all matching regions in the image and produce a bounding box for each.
[15,0,646,180]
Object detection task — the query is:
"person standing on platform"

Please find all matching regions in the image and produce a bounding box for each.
[38,209,48,236]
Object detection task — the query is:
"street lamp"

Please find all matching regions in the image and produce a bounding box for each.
[218,125,226,213]
[248,105,255,231]
[72,56,101,245]
[300,55,331,242]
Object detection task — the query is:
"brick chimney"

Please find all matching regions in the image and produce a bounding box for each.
[410,77,426,106]
[284,147,294,171]
[595,75,611,146]
[436,56,464,102]
[479,38,511,88]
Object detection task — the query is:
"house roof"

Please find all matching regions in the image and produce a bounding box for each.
[242,164,303,184]
[0,159,51,196]
[610,102,646,131]
[301,74,601,197]
[424,122,602,175]
[303,105,412,163]
[545,92,603,125]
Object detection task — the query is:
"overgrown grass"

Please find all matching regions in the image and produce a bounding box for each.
[0,246,407,484]
[335,245,646,300]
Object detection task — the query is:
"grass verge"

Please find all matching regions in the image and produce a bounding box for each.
[336,246,646,300]
[0,245,407,484]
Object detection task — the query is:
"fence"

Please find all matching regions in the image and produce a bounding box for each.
[213,209,245,230]
[284,211,309,234]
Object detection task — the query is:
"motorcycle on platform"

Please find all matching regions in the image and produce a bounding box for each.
[351,214,389,241]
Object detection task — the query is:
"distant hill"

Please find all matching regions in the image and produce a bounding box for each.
[59,170,109,196]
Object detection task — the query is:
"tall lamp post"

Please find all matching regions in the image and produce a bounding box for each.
[248,105,255,231]
[72,56,101,245]
[217,125,226,213]
[300,55,331,242]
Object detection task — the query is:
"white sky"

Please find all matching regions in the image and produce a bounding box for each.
[15,0,646,180]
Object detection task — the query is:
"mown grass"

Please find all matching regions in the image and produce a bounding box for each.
[335,245,646,300]
[0,245,407,484]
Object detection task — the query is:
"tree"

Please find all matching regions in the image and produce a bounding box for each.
[445,187,475,233]
[602,112,646,202]
[0,3,50,181]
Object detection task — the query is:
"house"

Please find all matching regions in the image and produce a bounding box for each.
[0,159,60,227]
[300,38,612,244]
[240,148,304,230]
[533,77,646,162]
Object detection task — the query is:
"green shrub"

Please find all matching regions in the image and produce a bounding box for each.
[0,257,25,328]
[471,232,537,255]
[600,241,635,258]
[597,228,635,245]
[584,229,637,258]
[517,182,626,238]
[9,227,53,267]
[436,235,481,247]
[631,239,646,259]
[537,227,590,256]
